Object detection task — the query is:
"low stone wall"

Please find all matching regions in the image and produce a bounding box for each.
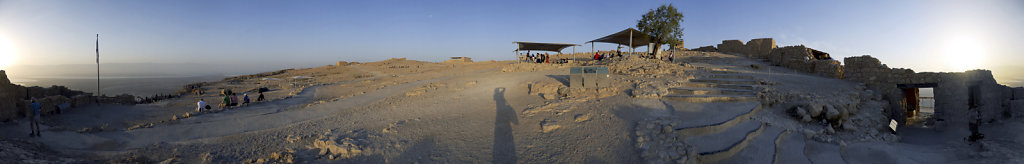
[0,70,119,121]
[716,38,776,58]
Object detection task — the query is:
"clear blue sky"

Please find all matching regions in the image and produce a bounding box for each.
[1,0,1022,85]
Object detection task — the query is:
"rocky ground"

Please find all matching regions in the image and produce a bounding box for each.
[0,53,1021,163]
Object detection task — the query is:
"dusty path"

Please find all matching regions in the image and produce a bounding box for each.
[23,73,448,153]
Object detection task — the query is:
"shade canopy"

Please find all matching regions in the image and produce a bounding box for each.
[586,28,653,48]
[514,42,579,52]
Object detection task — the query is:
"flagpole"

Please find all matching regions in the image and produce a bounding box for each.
[96,34,100,103]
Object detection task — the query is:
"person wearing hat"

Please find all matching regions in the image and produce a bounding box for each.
[242,93,250,106]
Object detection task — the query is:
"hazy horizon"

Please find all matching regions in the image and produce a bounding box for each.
[1,0,1023,87]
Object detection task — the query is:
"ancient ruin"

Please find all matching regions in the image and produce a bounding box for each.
[702,38,1023,131]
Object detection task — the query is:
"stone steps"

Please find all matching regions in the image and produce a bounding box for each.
[670,102,761,135]
[686,120,762,156]
[709,70,742,74]
[709,74,759,80]
[668,88,756,96]
[774,130,812,164]
[690,78,763,85]
[694,122,766,163]
[712,126,787,164]
[662,95,757,103]
[675,83,755,90]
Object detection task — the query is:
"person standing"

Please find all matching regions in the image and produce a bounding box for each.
[194,98,204,112]
[29,99,41,137]
[257,91,266,102]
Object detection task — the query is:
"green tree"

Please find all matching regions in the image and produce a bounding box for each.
[636,4,684,52]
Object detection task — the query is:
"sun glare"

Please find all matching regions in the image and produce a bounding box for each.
[942,35,986,71]
[0,35,15,70]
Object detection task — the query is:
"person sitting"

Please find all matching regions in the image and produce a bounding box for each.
[221,94,231,109]
[243,93,250,106]
[593,52,602,61]
[230,93,239,106]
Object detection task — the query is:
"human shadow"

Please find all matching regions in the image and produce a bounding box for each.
[544,75,570,87]
[493,87,518,164]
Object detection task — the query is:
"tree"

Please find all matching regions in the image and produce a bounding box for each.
[636,4,684,52]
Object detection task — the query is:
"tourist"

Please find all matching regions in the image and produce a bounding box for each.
[243,93,250,106]
[230,93,239,106]
[221,93,230,109]
[594,52,601,61]
[197,99,206,112]
[545,53,550,63]
[29,99,41,137]
[257,91,266,102]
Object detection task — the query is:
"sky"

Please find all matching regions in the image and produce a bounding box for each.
[0,0,1022,86]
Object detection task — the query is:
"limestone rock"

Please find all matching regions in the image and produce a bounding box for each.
[541,119,560,133]
[825,104,841,122]
[808,103,823,118]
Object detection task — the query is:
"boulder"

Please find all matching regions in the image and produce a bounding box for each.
[808,103,824,117]
[824,104,841,123]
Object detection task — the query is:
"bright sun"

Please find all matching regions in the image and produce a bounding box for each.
[942,34,986,71]
[0,35,15,70]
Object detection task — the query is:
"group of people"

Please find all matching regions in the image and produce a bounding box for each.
[137,94,181,104]
[524,53,551,64]
[196,89,266,112]
[593,51,623,61]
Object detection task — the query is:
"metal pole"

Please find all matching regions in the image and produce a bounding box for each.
[572,45,575,61]
[96,34,100,103]
[629,30,633,56]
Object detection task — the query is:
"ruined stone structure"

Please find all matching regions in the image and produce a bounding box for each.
[844,56,1018,127]
[716,38,776,59]
[0,70,132,121]
[701,38,1024,131]
[0,70,26,121]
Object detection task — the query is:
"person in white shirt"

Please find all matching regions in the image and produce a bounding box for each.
[197,99,206,112]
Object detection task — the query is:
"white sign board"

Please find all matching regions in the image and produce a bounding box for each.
[889,119,898,132]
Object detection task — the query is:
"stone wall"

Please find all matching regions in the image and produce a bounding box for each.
[0,70,121,121]
[716,40,746,55]
[842,55,1018,127]
[715,38,776,58]
[0,70,26,121]
[745,38,776,59]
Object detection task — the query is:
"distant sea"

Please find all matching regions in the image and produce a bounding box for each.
[10,75,226,97]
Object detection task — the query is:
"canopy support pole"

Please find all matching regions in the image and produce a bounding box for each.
[629,30,633,56]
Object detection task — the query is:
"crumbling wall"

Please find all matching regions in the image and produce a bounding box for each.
[812,60,843,79]
[769,45,813,66]
[0,70,26,121]
[745,38,776,58]
[843,55,1015,127]
[716,40,746,55]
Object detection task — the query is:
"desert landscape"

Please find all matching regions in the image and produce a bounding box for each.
[1,42,1023,163]
[2,1,1024,164]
